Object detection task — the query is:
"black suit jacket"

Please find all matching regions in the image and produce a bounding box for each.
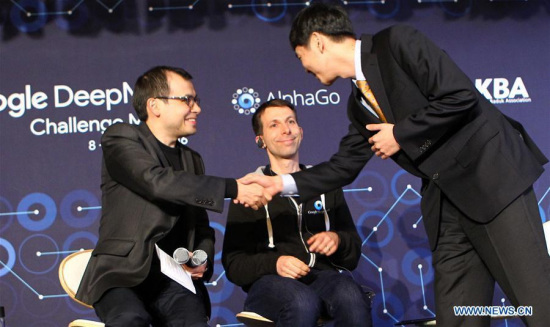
[291,25,547,250]
[76,123,227,307]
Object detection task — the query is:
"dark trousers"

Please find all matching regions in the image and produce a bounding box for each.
[94,270,210,327]
[432,187,550,326]
[244,269,373,327]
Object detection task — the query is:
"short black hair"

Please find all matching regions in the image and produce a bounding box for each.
[252,99,297,136]
[132,66,193,121]
[289,3,355,50]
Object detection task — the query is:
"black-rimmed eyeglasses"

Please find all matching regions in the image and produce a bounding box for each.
[155,95,200,108]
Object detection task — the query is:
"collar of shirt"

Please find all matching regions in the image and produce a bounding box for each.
[353,39,365,82]
[352,39,379,118]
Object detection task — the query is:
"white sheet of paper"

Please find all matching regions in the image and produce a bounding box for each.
[155,244,196,294]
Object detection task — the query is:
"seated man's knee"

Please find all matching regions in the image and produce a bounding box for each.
[107,310,151,327]
[291,289,322,312]
[281,289,322,324]
[331,276,368,303]
[328,277,372,322]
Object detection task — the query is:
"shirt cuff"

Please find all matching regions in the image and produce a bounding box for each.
[281,174,298,196]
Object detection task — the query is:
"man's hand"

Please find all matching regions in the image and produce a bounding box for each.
[235,179,271,210]
[307,231,340,256]
[238,174,283,199]
[366,123,400,159]
[182,262,207,280]
[276,255,310,279]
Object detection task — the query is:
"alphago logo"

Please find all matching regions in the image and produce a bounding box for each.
[232,87,261,115]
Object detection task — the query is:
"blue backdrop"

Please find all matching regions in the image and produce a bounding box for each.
[1,1,549,326]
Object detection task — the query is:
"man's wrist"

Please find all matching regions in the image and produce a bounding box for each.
[225,178,238,199]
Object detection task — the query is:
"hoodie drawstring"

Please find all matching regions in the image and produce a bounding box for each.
[264,195,330,268]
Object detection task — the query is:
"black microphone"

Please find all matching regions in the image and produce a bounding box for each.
[172,247,208,267]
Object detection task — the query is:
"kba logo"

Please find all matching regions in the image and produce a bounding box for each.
[475,77,531,104]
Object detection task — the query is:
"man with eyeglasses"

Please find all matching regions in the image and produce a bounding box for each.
[76,66,270,326]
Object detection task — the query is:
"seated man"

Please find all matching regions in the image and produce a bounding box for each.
[222,99,373,326]
[75,66,267,326]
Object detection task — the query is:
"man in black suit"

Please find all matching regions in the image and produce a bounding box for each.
[76,66,268,326]
[241,4,550,326]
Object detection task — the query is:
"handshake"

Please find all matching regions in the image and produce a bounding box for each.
[234,174,284,210]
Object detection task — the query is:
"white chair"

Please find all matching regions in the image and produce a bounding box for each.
[543,220,550,255]
[395,317,436,326]
[236,311,276,327]
[236,311,332,327]
[58,249,105,327]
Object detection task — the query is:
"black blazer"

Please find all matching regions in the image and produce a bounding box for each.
[76,123,227,307]
[291,25,547,250]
